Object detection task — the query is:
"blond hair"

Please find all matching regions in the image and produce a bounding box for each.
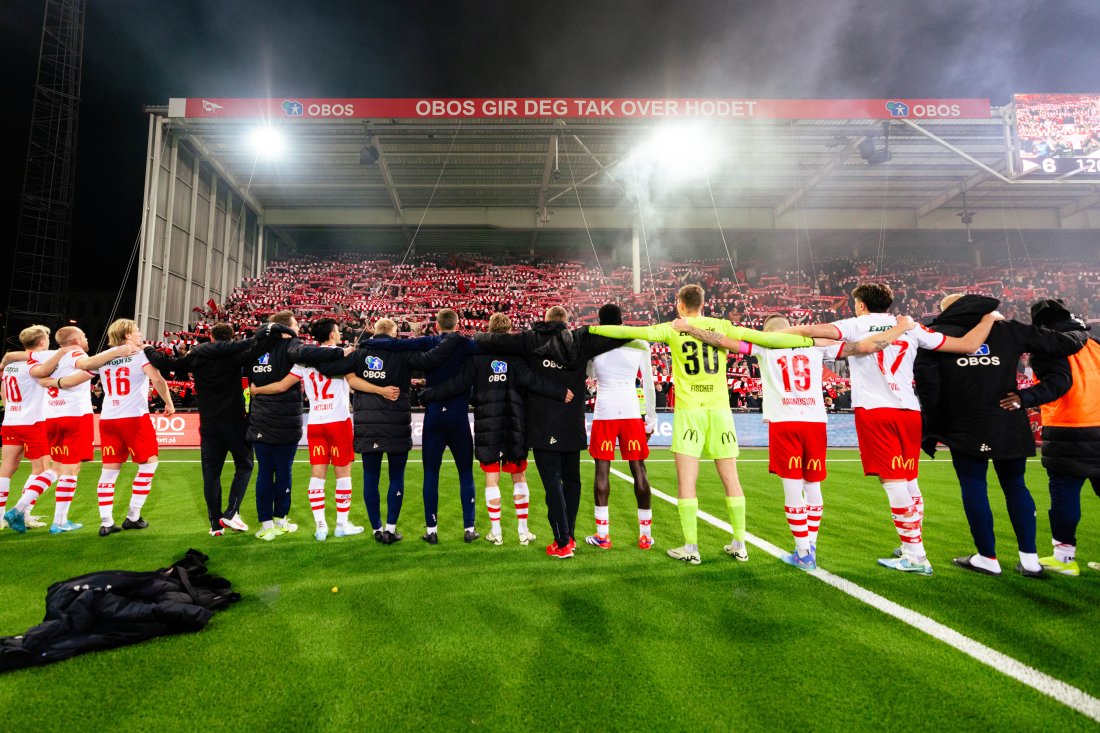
[107,318,137,347]
[373,318,397,336]
[545,305,569,322]
[762,314,789,332]
[268,310,295,327]
[55,326,82,347]
[940,294,964,313]
[19,325,50,350]
[487,313,511,334]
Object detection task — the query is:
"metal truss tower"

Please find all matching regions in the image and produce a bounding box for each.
[4,0,87,343]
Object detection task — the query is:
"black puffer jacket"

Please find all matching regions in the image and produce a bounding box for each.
[421,353,568,464]
[914,295,1087,459]
[246,335,347,445]
[320,333,461,453]
[0,550,237,672]
[474,322,627,452]
[1019,318,1100,478]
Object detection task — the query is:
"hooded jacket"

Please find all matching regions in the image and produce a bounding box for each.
[914,294,1087,459]
[474,322,627,452]
[420,353,568,464]
[1018,316,1100,477]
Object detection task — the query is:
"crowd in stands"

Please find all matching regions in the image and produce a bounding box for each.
[1016,94,1100,158]
[140,252,1100,415]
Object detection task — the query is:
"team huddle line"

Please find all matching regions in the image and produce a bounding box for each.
[3,283,1097,579]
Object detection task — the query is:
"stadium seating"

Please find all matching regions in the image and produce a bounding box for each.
[141,253,1100,414]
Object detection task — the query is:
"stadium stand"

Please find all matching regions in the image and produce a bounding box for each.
[140,253,1100,414]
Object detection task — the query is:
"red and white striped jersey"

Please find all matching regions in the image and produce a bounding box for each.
[2,359,47,426]
[39,350,94,419]
[752,344,839,424]
[291,349,351,425]
[830,314,946,411]
[93,350,153,420]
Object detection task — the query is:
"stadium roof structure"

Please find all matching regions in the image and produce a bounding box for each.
[135,97,1099,336]
[153,97,1100,253]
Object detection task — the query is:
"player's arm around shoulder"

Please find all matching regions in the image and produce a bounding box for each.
[1,350,29,367]
[249,371,301,397]
[730,322,814,349]
[937,311,999,354]
[143,362,176,416]
[838,316,917,358]
[589,323,670,344]
[671,318,741,351]
[29,344,78,377]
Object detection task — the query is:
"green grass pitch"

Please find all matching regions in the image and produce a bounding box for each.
[1,448,1098,731]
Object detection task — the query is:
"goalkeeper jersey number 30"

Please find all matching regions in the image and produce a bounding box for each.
[590,318,813,412]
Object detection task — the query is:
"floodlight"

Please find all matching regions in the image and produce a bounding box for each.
[635,124,719,180]
[249,126,285,158]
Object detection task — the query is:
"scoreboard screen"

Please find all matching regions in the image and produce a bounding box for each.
[1015,93,1100,177]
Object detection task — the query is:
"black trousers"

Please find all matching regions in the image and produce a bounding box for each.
[533,449,581,548]
[200,417,254,530]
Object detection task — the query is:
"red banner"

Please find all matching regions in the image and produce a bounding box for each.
[172,97,991,121]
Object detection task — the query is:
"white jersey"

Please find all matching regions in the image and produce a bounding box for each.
[291,350,351,425]
[831,314,946,411]
[589,340,657,426]
[2,360,47,426]
[753,344,839,424]
[93,349,153,420]
[38,350,94,420]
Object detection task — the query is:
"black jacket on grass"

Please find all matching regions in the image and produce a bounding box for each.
[246,333,347,446]
[320,333,462,453]
[474,322,627,452]
[421,353,569,464]
[0,550,238,673]
[914,295,1087,459]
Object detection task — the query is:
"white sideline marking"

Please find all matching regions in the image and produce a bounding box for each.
[606,465,1100,724]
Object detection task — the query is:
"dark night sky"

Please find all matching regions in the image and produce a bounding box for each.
[2,0,1100,308]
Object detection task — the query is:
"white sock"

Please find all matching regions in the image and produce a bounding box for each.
[385,522,396,533]
[486,485,502,534]
[308,477,326,525]
[884,481,924,559]
[53,474,78,525]
[127,462,158,521]
[1053,542,1076,564]
[594,505,610,538]
[0,477,10,513]
[638,508,653,538]
[802,481,823,546]
[15,469,57,513]
[1019,551,1042,572]
[426,525,438,535]
[335,477,352,526]
[907,479,924,520]
[97,469,120,525]
[513,483,529,534]
[261,520,274,530]
[970,554,1002,574]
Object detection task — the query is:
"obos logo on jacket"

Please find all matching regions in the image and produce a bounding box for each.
[489,360,508,382]
[365,355,386,379]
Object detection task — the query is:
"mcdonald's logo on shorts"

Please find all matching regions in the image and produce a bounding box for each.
[103,446,116,456]
[331,446,340,458]
[720,431,736,445]
[682,428,699,442]
[807,459,822,472]
[788,456,802,470]
[890,456,915,471]
[600,440,614,453]
[51,446,69,456]
[312,445,325,456]
[627,439,641,452]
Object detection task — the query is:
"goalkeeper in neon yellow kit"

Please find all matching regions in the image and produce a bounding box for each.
[590,284,814,564]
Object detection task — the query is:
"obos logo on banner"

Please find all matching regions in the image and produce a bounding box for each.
[885,100,963,118]
[282,99,354,117]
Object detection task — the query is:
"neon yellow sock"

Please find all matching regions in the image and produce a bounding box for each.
[678,498,699,545]
[727,495,746,541]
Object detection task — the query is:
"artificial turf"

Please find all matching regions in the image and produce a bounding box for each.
[1,448,1098,731]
